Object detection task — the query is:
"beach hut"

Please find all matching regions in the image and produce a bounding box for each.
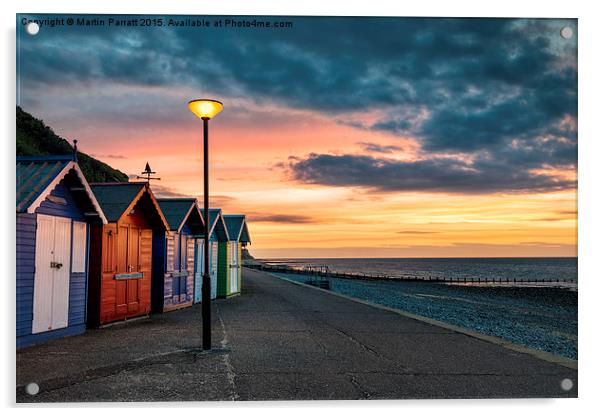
[194,208,229,303]
[219,215,251,298]
[16,156,107,347]
[87,182,169,326]
[152,198,204,312]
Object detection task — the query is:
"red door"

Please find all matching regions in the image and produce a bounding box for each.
[114,225,142,318]
[127,226,140,313]
[99,222,151,324]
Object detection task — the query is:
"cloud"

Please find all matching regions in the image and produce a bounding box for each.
[210,195,238,209]
[532,209,577,221]
[17,15,577,195]
[91,153,127,159]
[397,230,438,234]
[149,184,189,198]
[18,16,576,114]
[357,142,403,154]
[556,210,577,216]
[146,186,237,208]
[248,213,317,224]
[286,152,575,194]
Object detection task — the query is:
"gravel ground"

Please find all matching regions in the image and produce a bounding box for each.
[271,272,577,359]
[17,269,578,401]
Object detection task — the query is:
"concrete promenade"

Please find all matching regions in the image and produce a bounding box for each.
[16,268,577,402]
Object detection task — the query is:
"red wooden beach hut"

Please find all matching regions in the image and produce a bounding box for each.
[87,182,169,326]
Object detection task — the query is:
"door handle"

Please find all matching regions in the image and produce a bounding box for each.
[50,261,63,269]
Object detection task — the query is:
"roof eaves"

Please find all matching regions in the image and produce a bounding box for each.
[23,162,70,213]
[176,201,198,233]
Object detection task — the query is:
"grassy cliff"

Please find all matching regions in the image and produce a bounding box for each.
[17,106,129,183]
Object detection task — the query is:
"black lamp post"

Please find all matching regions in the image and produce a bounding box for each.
[188,99,223,350]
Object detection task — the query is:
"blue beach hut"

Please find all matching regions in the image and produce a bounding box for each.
[194,208,229,303]
[16,156,107,348]
[153,198,205,312]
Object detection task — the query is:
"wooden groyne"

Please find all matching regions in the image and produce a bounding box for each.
[244,263,577,286]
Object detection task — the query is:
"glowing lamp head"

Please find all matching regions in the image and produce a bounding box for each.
[188,99,223,120]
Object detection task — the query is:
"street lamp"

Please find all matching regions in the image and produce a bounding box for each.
[188,98,223,350]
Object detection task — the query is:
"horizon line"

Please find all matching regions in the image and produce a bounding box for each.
[255,255,578,260]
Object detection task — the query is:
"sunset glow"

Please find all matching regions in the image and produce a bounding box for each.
[17,16,577,258]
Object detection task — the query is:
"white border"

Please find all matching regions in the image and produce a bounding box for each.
[3,1,601,414]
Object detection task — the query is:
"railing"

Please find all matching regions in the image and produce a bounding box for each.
[244,263,577,286]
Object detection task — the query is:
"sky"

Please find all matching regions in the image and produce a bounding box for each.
[17,15,577,258]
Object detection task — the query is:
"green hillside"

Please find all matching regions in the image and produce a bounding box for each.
[17,106,129,183]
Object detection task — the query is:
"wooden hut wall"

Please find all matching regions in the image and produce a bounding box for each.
[183,226,196,303]
[162,224,195,311]
[87,201,154,326]
[236,242,242,294]
[216,241,232,298]
[151,230,167,313]
[210,235,219,298]
[193,239,202,304]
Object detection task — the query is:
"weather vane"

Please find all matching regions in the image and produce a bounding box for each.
[136,162,161,183]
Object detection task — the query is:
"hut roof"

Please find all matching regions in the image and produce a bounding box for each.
[90,183,145,221]
[156,198,204,233]
[200,208,229,241]
[90,182,169,230]
[16,155,107,223]
[223,214,251,243]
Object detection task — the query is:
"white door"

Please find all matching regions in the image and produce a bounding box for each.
[210,241,218,299]
[230,242,238,293]
[32,215,54,334]
[32,215,72,334]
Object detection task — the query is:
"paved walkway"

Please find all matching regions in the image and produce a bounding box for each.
[16,268,577,402]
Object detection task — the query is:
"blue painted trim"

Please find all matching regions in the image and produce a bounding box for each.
[16,213,36,338]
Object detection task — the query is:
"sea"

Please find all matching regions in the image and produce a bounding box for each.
[260,257,578,288]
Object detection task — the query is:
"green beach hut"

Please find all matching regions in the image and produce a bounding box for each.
[219,215,251,298]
